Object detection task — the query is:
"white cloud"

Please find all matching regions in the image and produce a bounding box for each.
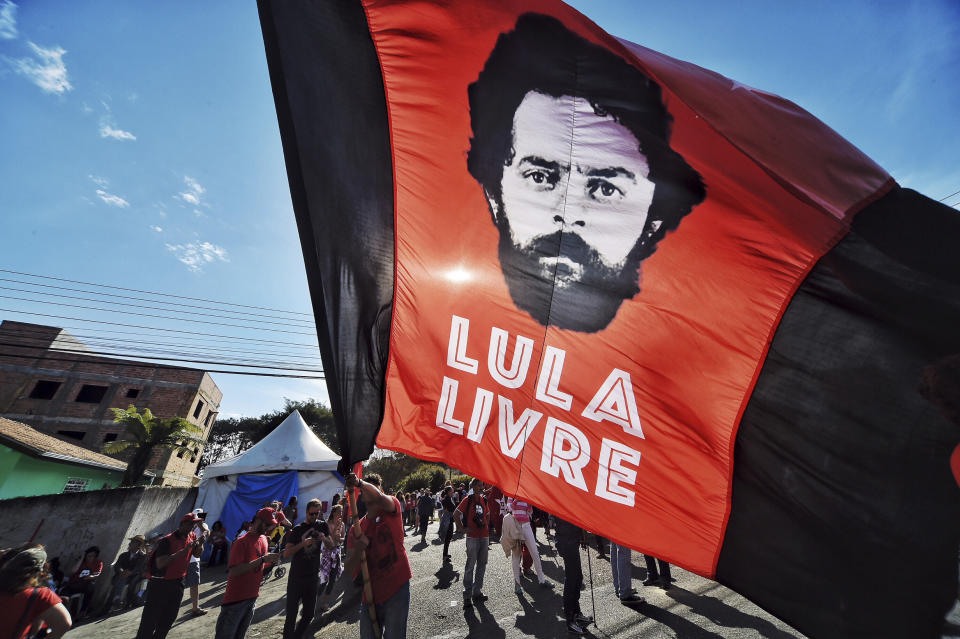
[99,124,136,141]
[95,189,129,208]
[88,174,109,188]
[150,225,163,233]
[0,1,17,40]
[176,175,206,206]
[8,42,72,94]
[165,241,229,272]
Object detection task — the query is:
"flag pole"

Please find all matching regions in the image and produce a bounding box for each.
[346,471,382,639]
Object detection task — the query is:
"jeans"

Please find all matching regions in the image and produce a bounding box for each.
[418,513,430,538]
[360,580,409,639]
[442,517,454,556]
[644,555,672,582]
[558,543,582,618]
[283,577,318,639]
[463,536,489,597]
[135,579,184,639]
[112,573,141,607]
[610,543,632,597]
[215,598,256,639]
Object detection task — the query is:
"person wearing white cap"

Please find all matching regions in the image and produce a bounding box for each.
[186,508,210,617]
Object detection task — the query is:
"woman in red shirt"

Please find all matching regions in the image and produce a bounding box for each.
[0,544,72,639]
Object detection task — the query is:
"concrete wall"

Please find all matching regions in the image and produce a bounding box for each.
[0,444,122,499]
[0,485,197,611]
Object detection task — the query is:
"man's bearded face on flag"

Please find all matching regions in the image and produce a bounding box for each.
[467,14,705,333]
[492,91,657,332]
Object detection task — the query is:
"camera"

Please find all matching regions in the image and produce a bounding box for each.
[472,504,484,528]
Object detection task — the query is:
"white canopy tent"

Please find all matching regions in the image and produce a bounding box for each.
[197,410,343,531]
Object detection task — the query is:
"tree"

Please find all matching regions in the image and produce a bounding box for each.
[199,399,338,469]
[103,405,205,486]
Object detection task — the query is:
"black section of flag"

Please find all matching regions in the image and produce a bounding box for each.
[717,187,960,638]
[258,0,394,472]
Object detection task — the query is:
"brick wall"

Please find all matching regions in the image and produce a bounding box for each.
[0,321,222,487]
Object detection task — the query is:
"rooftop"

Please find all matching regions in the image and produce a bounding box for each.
[0,416,127,472]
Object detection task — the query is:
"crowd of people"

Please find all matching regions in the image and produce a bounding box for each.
[0,477,672,639]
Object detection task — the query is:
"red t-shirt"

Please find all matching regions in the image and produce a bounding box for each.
[148,530,196,579]
[456,493,490,538]
[347,496,411,604]
[0,587,61,639]
[223,532,268,604]
[508,498,533,524]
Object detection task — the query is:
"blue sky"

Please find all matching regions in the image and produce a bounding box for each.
[1,0,957,420]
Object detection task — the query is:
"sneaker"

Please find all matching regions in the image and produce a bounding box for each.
[540,580,555,589]
[514,584,523,595]
[566,620,586,635]
[642,576,659,587]
[472,592,488,602]
[575,613,593,625]
[620,593,645,605]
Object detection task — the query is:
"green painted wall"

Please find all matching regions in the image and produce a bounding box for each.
[0,444,123,500]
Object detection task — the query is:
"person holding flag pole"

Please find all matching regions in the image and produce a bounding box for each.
[344,471,412,639]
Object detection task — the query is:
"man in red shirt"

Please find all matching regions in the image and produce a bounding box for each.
[344,473,412,639]
[135,513,203,639]
[214,507,281,639]
[454,478,491,609]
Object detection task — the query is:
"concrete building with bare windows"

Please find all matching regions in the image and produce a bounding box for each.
[0,320,222,487]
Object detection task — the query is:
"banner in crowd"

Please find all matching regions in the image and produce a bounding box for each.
[258,1,960,636]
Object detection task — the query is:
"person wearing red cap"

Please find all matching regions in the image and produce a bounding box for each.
[135,512,203,639]
[213,507,280,639]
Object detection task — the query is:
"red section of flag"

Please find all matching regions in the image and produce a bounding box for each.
[360,0,889,577]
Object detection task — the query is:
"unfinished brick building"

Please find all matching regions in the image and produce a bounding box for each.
[0,320,222,487]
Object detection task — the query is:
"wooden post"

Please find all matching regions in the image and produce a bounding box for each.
[347,478,381,639]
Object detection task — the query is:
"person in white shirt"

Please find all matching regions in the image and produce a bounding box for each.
[186,508,211,617]
[506,497,554,594]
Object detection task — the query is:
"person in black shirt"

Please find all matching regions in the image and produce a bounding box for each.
[553,516,593,636]
[282,498,335,639]
[439,487,457,563]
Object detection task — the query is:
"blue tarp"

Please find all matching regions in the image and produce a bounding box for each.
[218,471,299,542]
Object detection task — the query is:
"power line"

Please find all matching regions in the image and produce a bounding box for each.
[0,321,321,350]
[0,325,322,360]
[0,269,315,317]
[938,188,960,203]
[0,350,324,379]
[0,342,324,372]
[0,293,317,336]
[1,334,323,369]
[0,308,320,347]
[0,278,316,326]
[0,284,315,329]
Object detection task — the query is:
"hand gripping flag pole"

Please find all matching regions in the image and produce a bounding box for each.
[346,469,381,639]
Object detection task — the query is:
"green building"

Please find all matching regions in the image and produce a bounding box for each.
[0,416,127,499]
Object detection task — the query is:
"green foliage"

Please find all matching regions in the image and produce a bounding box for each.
[362,453,423,493]
[394,463,448,493]
[448,474,472,487]
[200,398,337,469]
[103,405,204,486]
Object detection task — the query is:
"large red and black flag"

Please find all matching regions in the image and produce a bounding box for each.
[258,1,960,636]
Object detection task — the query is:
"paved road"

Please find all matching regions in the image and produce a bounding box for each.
[70,519,815,639]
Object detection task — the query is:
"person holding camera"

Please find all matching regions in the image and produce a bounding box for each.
[454,478,490,609]
[281,498,334,639]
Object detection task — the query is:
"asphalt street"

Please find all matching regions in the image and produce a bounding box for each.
[70,517,828,639]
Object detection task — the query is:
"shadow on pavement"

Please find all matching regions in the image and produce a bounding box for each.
[601,600,725,639]
[666,587,800,639]
[514,585,563,639]
[434,562,460,590]
[464,602,507,639]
